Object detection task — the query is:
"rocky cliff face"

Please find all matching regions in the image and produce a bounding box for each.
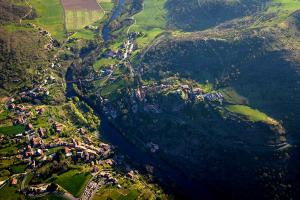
[141,28,300,140]
[109,89,289,199]
[102,27,298,199]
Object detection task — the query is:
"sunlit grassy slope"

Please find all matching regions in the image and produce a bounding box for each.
[226,105,276,124]
[70,29,95,40]
[25,0,65,40]
[54,170,92,197]
[254,0,300,26]
[129,0,167,48]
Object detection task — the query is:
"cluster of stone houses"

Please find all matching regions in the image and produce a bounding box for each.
[175,84,204,101]
[80,170,122,200]
[173,84,224,103]
[102,105,118,119]
[104,40,134,61]
[19,129,113,170]
[26,23,60,51]
[5,100,94,169]
[19,122,66,162]
[21,79,53,99]
[122,39,135,60]
[28,184,49,194]
[98,172,118,185]
[129,84,170,113]
[46,138,112,163]
[81,179,99,200]
[203,92,224,102]
[38,28,59,50]
[8,103,47,131]
[9,105,31,125]
[100,33,138,80]
[105,33,137,61]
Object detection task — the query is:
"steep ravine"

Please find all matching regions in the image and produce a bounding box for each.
[65,67,216,200]
[69,2,300,199]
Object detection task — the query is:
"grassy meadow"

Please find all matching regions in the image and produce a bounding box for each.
[267,0,300,23]
[65,9,104,31]
[129,0,167,48]
[26,0,65,40]
[0,125,25,136]
[54,169,92,197]
[70,29,95,40]
[268,0,300,14]
[252,0,300,27]
[0,182,21,200]
[226,105,275,124]
[94,58,118,70]
[97,0,114,12]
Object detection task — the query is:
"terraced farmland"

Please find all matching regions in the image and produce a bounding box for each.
[65,10,104,31]
[61,0,104,31]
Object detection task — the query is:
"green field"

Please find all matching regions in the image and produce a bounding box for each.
[70,29,95,40]
[94,58,117,70]
[131,0,167,30]
[26,0,65,40]
[0,144,19,156]
[268,0,300,23]
[98,0,114,12]
[0,107,10,121]
[65,9,104,31]
[54,170,92,197]
[100,79,128,98]
[0,181,21,200]
[0,125,25,136]
[220,87,248,105]
[11,164,27,174]
[3,24,33,32]
[253,0,300,27]
[268,0,300,13]
[226,105,274,124]
[129,0,167,48]
[0,159,15,170]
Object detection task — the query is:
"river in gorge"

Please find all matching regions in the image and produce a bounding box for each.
[102,0,126,41]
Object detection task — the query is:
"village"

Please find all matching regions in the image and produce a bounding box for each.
[0,30,149,199]
[93,32,224,121]
[0,5,230,200]
[100,81,224,119]
[1,91,158,200]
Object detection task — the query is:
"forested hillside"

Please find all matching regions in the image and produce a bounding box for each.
[166,0,267,30]
[70,0,300,199]
[1,0,300,199]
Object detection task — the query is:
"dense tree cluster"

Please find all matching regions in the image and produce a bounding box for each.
[0,28,48,95]
[166,0,268,31]
[0,0,37,25]
[128,0,143,15]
